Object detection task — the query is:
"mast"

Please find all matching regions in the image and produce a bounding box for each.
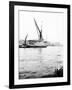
[34,18,40,38]
[33,18,43,41]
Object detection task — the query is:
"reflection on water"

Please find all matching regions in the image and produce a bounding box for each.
[19,46,63,79]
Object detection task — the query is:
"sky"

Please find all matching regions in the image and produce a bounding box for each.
[19,9,67,44]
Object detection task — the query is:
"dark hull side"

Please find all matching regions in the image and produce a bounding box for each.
[19,45,48,48]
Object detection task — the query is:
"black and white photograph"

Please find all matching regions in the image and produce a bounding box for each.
[19,10,64,79]
[9,1,70,88]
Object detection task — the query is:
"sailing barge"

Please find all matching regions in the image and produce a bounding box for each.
[19,19,48,48]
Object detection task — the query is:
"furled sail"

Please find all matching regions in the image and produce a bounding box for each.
[24,34,28,45]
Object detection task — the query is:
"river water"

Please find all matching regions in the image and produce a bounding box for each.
[19,46,63,79]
